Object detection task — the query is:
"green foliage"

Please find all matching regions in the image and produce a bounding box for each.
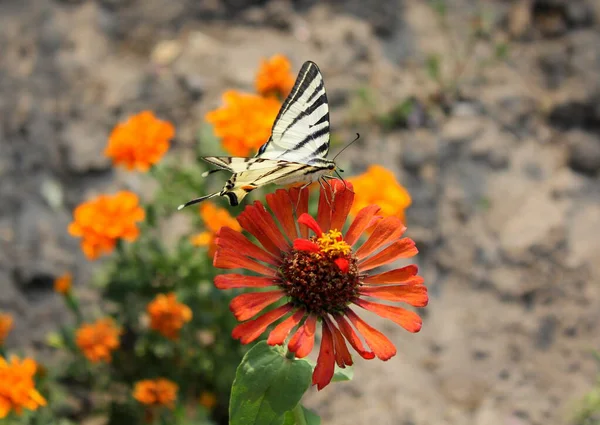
[229,342,313,425]
[3,131,251,425]
[572,353,600,425]
[378,98,418,130]
[425,54,442,84]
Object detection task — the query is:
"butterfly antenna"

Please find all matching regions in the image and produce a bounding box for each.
[332,133,360,161]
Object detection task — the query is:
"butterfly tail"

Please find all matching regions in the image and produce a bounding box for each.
[177,192,220,210]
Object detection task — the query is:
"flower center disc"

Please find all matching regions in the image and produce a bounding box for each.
[279,233,360,315]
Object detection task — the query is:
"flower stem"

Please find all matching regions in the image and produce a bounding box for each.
[285,349,296,360]
[291,403,307,425]
[65,292,83,324]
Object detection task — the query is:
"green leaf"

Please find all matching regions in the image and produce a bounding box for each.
[282,406,321,425]
[302,406,321,425]
[303,358,354,383]
[331,365,354,382]
[230,342,312,425]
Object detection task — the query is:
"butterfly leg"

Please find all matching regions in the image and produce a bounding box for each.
[318,178,334,210]
[293,182,312,214]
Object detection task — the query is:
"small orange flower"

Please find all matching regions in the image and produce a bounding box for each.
[198,391,217,410]
[0,314,13,346]
[147,293,192,340]
[348,165,412,222]
[105,111,175,171]
[68,191,145,260]
[205,90,281,156]
[75,318,121,363]
[133,378,178,409]
[192,203,241,257]
[54,272,72,294]
[255,54,295,98]
[0,356,47,418]
[212,181,427,390]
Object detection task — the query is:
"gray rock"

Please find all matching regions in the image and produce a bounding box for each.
[61,120,112,173]
[567,130,600,176]
[469,121,511,170]
[538,50,571,90]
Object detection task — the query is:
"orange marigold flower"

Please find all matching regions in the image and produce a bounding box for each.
[0,356,47,418]
[68,191,145,260]
[133,378,178,409]
[198,391,217,410]
[348,165,412,222]
[205,90,281,157]
[212,181,428,390]
[0,314,13,346]
[75,318,121,363]
[147,293,192,340]
[191,202,241,258]
[54,272,72,294]
[105,111,175,171]
[255,54,295,98]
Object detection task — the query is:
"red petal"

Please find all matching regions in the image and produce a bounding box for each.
[266,189,298,242]
[333,314,375,360]
[334,257,349,273]
[345,309,397,360]
[293,239,320,253]
[213,248,276,277]
[360,284,428,306]
[267,309,306,346]
[288,187,309,238]
[330,181,354,232]
[215,227,279,266]
[297,213,323,237]
[214,274,278,289]
[344,205,381,246]
[362,265,419,284]
[324,317,353,367]
[316,182,333,232]
[353,298,422,332]
[358,238,418,272]
[355,217,407,260]
[288,314,317,358]
[232,304,293,344]
[312,322,336,390]
[230,291,285,321]
[237,202,290,256]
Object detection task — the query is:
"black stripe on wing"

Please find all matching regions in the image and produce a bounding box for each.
[276,61,322,125]
[257,61,331,158]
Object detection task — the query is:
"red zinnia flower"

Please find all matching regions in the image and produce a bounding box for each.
[213,181,428,390]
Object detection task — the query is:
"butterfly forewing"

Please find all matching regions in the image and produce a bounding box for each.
[258,61,331,163]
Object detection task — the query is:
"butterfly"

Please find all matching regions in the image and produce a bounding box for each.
[178,60,348,210]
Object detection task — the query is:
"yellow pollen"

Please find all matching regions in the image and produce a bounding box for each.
[316,230,351,256]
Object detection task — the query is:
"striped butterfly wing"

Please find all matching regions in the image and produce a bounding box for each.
[179,61,334,210]
[257,61,331,164]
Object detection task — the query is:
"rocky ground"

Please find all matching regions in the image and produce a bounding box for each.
[1,0,600,424]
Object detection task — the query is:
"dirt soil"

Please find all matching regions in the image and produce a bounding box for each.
[1,0,600,424]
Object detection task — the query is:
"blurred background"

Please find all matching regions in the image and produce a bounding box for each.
[1,0,600,424]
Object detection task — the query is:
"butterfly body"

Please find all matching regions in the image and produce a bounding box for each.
[179,61,337,209]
